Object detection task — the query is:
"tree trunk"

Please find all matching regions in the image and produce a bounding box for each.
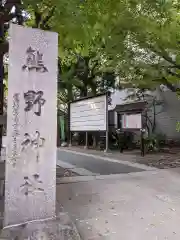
[152,99,156,133]
[92,135,97,149]
[67,86,73,102]
[80,87,88,97]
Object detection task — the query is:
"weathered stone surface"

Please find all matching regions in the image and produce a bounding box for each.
[0,213,81,240]
[5,24,58,226]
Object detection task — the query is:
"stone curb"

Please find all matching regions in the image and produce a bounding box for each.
[0,212,82,240]
[56,169,160,184]
[57,160,96,176]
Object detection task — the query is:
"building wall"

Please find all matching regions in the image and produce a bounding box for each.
[151,89,180,140]
[110,88,180,140]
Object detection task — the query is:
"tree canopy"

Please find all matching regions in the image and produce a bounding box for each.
[4,0,180,96]
[102,0,180,91]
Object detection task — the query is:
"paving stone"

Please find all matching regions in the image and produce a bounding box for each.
[62,146,180,169]
[56,169,180,239]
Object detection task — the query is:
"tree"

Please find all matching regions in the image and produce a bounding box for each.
[23,0,102,54]
[89,0,180,91]
[73,54,116,97]
[0,0,24,153]
[23,1,180,93]
[58,54,117,105]
[22,0,119,95]
[58,58,83,110]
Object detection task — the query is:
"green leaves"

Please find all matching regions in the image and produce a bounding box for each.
[22,0,180,95]
[176,121,180,132]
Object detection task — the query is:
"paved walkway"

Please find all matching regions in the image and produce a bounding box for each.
[57,148,154,176]
[60,146,180,169]
[59,146,140,164]
[56,168,180,240]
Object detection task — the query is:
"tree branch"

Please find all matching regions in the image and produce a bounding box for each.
[40,7,55,29]
[0,41,8,56]
[152,77,177,92]
[34,10,42,28]
[161,53,180,69]
[4,0,21,11]
[149,44,180,70]
[91,61,99,75]
[167,69,180,78]
[0,12,16,24]
[161,77,177,92]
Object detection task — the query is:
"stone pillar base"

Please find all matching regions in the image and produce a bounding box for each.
[0,212,81,240]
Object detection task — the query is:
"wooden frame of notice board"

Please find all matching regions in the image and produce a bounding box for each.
[115,101,147,156]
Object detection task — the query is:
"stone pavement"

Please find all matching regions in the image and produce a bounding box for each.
[57,148,154,177]
[61,146,180,169]
[56,168,180,239]
[59,146,140,164]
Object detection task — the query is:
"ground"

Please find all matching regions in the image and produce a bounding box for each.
[57,147,155,178]
[56,147,180,239]
[57,149,147,176]
[59,146,180,169]
[1,147,180,239]
[56,168,180,240]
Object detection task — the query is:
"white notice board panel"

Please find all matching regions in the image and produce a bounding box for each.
[5,24,58,227]
[70,95,107,131]
[122,113,142,129]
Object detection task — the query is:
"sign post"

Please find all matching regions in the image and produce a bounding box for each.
[105,93,109,152]
[4,24,58,227]
[84,132,88,149]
